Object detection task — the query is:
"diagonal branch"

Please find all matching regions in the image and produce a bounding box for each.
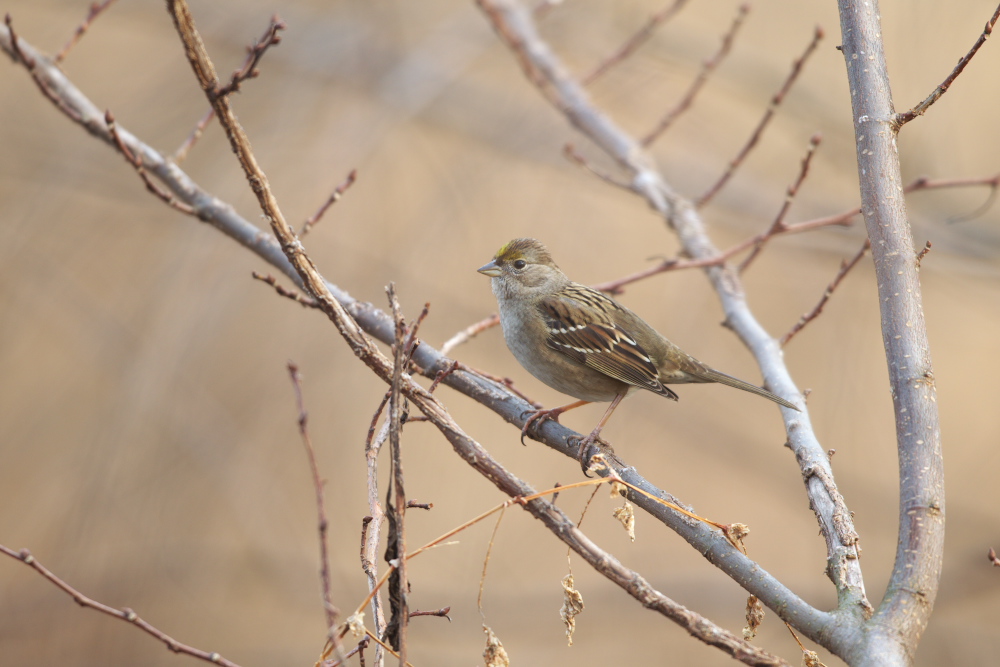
[895,2,1000,127]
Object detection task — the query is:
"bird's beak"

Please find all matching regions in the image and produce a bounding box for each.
[477,260,501,278]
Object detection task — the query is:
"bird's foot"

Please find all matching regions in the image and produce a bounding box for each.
[519,407,565,446]
[571,433,614,476]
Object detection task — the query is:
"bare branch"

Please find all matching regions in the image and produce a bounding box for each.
[252,271,320,308]
[287,363,340,636]
[171,108,214,164]
[739,134,822,272]
[781,241,869,346]
[440,314,499,356]
[0,545,243,667]
[55,0,118,63]
[895,3,1000,127]
[836,0,945,660]
[301,170,358,237]
[579,0,689,85]
[697,26,823,208]
[642,3,749,146]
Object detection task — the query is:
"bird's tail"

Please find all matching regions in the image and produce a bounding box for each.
[699,368,800,411]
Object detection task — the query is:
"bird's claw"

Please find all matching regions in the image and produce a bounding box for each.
[571,434,613,477]
[519,407,562,446]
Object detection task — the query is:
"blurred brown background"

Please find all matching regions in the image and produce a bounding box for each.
[2,0,999,665]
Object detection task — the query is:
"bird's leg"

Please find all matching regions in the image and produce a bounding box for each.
[520,399,590,445]
[576,393,625,470]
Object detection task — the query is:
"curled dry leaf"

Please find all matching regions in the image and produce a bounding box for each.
[802,649,828,667]
[613,500,635,542]
[742,595,764,641]
[559,574,585,646]
[608,480,627,499]
[345,611,366,638]
[483,625,510,667]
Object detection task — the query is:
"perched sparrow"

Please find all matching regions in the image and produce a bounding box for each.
[478,238,798,461]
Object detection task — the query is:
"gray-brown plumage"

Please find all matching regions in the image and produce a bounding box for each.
[477,238,798,459]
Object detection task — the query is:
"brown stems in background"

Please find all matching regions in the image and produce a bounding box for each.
[287,363,340,636]
[300,170,358,237]
[781,241,870,347]
[641,3,749,146]
[579,0,689,85]
[0,545,244,667]
[696,26,823,208]
[54,0,117,63]
[895,2,1000,127]
[739,134,822,272]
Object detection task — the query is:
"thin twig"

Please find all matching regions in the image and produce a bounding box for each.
[55,0,118,63]
[252,271,320,308]
[580,0,689,85]
[300,170,358,237]
[563,143,634,192]
[895,2,1000,127]
[781,240,870,346]
[697,26,824,208]
[287,362,340,635]
[106,111,196,215]
[386,284,410,665]
[440,314,499,355]
[642,3,750,146]
[171,16,285,162]
[172,108,214,164]
[0,545,243,667]
[739,134,822,272]
[215,16,286,98]
[915,241,932,268]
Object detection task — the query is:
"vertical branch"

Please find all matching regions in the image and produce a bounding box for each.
[386,284,409,665]
[286,363,339,635]
[836,1,945,664]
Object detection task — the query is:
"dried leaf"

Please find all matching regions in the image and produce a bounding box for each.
[483,625,510,667]
[559,574,585,646]
[612,500,635,542]
[802,649,827,666]
[742,595,764,640]
[345,611,366,638]
[608,480,627,499]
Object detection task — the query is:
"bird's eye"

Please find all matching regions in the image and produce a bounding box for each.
[512,259,527,270]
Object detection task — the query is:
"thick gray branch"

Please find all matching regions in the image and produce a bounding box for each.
[835,1,945,665]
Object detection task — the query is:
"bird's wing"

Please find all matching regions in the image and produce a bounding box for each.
[537,286,678,399]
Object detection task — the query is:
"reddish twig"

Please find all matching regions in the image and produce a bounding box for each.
[697,26,824,208]
[300,170,358,237]
[105,111,196,215]
[739,134,822,272]
[252,271,320,308]
[215,16,286,98]
[915,241,932,268]
[406,501,434,510]
[989,548,1000,567]
[171,108,214,164]
[409,606,451,619]
[642,3,749,146]
[579,0,689,85]
[55,0,118,63]
[287,363,341,642]
[896,3,1000,127]
[440,313,500,356]
[0,545,243,667]
[563,143,633,192]
[781,240,870,346]
[171,17,285,162]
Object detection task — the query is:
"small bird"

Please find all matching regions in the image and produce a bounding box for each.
[478,238,798,462]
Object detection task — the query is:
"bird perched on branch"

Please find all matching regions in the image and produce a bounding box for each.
[478,238,798,465]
